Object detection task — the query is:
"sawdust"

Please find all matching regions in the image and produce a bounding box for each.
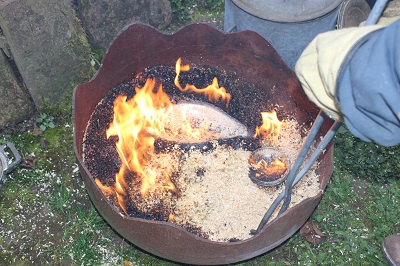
[169,119,321,242]
[82,66,322,242]
[85,96,321,242]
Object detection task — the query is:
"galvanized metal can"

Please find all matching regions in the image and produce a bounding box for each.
[224,0,343,69]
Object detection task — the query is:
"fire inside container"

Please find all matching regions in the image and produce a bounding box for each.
[83,59,318,242]
[73,23,334,265]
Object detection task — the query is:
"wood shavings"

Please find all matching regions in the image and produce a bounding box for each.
[167,119,321,242]
[82,65,323,242]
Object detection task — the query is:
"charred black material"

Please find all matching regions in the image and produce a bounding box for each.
[154,136,261,154]
[73,23,334,265]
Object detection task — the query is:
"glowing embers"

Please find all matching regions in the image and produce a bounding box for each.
[83,58,300,240]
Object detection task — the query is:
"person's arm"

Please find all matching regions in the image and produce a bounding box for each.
[295,20,400,146]
[337,20,400,146]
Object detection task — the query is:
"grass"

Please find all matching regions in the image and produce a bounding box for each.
[165,0,224,32]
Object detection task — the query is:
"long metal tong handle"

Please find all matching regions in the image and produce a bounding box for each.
[256,111,342,232]
[255,0,389,233]
[278,117,342,215]
[276,0,389,217]
[279,111,327,215]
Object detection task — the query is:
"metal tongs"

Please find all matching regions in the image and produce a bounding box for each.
[255,0,389,232]
[254,111,341,232]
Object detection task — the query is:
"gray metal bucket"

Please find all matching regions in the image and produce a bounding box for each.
[224,0,343,68]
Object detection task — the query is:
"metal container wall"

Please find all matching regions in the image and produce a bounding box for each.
[224,0,343,69]
[73,23,334,265]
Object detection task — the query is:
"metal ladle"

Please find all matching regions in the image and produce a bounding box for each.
[253,111,341,233]
[248,147,291,187]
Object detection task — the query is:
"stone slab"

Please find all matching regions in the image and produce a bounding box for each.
[0,0,94,108]
[0,49,35,128]
[77,0,172,49]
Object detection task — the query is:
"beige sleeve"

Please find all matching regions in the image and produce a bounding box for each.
[378,0,400,25]
[295,25,384,121]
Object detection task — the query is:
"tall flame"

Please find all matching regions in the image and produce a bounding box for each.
[103,78,175,214]
[107,78,169,176]
[253,110,285,138]
[101,58,235,214]
[174,57,231,108]
[98,58,288,215]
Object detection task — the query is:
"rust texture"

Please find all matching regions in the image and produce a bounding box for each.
[73,23,334,265]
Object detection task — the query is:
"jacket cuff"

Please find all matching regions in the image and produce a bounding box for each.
[295,25,383,121]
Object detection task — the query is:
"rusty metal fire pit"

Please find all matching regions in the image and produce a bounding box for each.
[73,23,334,265]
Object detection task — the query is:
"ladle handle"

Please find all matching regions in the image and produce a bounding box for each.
[1,142,22,175]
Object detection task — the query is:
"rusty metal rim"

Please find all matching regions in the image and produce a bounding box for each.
[73,23,334,265]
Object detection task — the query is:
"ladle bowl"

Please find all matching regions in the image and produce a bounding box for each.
[248,147,291,186]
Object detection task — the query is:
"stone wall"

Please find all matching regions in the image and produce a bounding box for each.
[0,39,35,127]
[0,0,94,109]
[0,0,172,129]
[78,0,172,49]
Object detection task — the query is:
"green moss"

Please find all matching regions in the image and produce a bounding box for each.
[90,47,105,70]
[168,0,224,31]
[170,0,223,23]
[334,125,400,183]
[66,17,96,81]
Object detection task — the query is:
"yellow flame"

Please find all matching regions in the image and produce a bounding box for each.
[175,57,231,108]
[254,110,285,138]
[258,158,287,176]
[103,58,234,208]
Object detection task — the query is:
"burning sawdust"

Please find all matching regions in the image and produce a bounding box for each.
[168,119,321,241]
[83,63,322,242]
[128,151,181,215]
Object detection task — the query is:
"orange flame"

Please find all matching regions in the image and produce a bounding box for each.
[99,58,288,215]
[95,177,128,214]
[252,110,287,177]
[104,78,175,214]
[254,110,285,138]
[107,78,167,176]
[257,158,287,176]
[174,57,231,108]
[102,59,235,212]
